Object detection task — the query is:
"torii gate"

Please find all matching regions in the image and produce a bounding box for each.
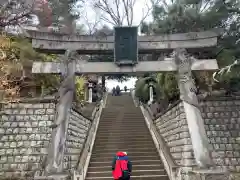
[26,27,219,177]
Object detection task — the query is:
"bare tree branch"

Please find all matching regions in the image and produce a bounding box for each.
[0,0,36,29]
[138,0,161,27]
[92,0,161,27]
[213,59,240,82]
[82,12,101,35]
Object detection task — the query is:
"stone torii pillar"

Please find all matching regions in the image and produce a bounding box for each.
[44,50,77,176]
[174,48,213,167]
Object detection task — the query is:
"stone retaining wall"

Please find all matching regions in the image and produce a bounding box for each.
[200,97,240,172]
[154,101,195,167]
[0,98,93,177]
[154,96,240,172]
[0,99,56,177]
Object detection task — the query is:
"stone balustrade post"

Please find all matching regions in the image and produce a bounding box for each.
[88,83,93,103]
[148,85,154,105]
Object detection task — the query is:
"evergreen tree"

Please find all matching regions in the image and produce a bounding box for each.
[136,0,240,103]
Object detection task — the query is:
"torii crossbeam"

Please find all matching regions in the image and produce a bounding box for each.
[32,58,218,74]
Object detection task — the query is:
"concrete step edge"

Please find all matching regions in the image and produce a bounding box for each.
[92,148,154,152]
[90,160,161,164]
[95,138,152,142]
[93,143,154,146]
[91,152,157,155]
[91,153,157,159]
[88,169,165,173]
[91,154,158,158]
[94,137,152,139]
[96,132,149,133]
[94,140,153,143]
[94,137,152,140]
[95,135,151,138]
[85,175,168,179]
[88,164,163,168]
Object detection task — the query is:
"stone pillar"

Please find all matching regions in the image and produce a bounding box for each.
[148,85,154,105]
[45,50,77,175]
[88,83,93,103]
[174,48,212,168]
[84,84,88,102]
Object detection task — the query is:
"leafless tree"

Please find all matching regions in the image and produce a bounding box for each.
[0,0,36,29]
[93,0,161,26]
[0,0,54,33]
[81,11,102,35]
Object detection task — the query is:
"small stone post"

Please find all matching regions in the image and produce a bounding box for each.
[88,83,93,103]
[148,85,154,105]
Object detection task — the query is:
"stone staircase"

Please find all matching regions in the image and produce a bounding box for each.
[85,93,169,180]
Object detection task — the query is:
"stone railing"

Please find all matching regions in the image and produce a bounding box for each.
[63,107,92,171]
[73,93,107,180]
[140,104,179,180]
[131,93,178,180]
[140,95,240,179]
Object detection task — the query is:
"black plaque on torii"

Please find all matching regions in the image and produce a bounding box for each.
[114,26,138,65]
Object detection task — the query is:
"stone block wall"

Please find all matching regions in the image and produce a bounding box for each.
[154,101,196,167]
[154,96,240,172]
[0,99,56,177]
[200,97,240,172]
[0,98,93,177]
[64,108,92,170]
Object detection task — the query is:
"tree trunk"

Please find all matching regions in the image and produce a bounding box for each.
[101,76,105,89]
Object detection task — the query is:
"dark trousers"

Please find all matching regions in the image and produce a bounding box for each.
[119,176,130,180]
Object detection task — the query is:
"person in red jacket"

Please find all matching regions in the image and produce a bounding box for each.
[112,151,132,180]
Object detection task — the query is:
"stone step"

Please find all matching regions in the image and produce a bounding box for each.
[93,140,154,147]
[95,134,151,139]
[96,130,148,134]
[96,128,148,132]
[96,127,147,131]
[91,151,159,158]
[99,117,144,120]
[94,136,153,142]
[90,155,160,162]
[92,147,157,154]
[85,174,169,180]
[98,122,146,124]
[86,96,169,180]
[95,133,149,137]
[97,123,146,126]
[98,121,146,124]
[89,160,163,167]
[87,169,166,178]
[87,164,164,171]
[93,140,153,145]
[93,143,155,150]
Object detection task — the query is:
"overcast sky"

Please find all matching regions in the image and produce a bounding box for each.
[78,0,153,30]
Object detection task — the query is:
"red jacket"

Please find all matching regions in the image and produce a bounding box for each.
[112,152,130,179]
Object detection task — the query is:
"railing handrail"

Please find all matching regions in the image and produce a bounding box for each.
[131,91,178,179]
[75,103,99,168]
[143,103,178,169]
[75,92,107,174]
[71,106,94,122]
